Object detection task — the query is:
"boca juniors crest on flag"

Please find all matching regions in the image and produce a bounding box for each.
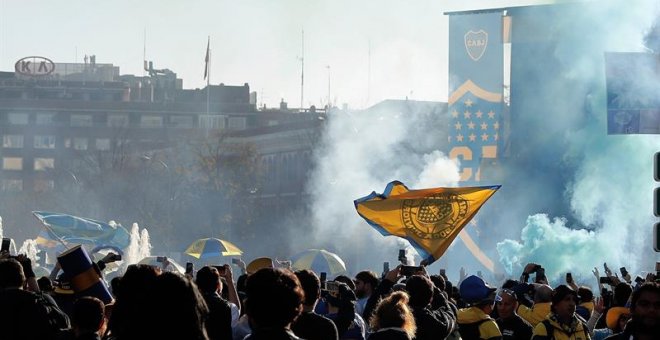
[354,181,500,265]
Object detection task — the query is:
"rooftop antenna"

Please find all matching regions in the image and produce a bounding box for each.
[299,29,305,112]
[143,27,147,77]
[367,39,371,108]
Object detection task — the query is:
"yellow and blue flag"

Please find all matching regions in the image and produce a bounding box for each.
[354,181,499,264]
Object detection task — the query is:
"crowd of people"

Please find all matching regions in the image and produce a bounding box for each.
[0,250,658,340]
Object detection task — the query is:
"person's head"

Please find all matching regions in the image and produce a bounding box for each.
[370,291,417,339]
[533,284,553,303]
[502,279,519,290]
[578,286,593,303]
[406,275,434,309]
[196,266,222,294]
[295,269,321,307]
[497,289,518,319]
[0,258,25,289]
[152,272,209,339]
[551,285,579,321]
[110,276,121,297]
[73,296,105,335]
[334,275,356,291]
[605,307,631,332]
[246,268,304,329]
[629,283,660,333]
[614,282,633,307]
[429,275,446,292]
[355,271,378,299]
[37,276,53,293]
[459,275,498,313]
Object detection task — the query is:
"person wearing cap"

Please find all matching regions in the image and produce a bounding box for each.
[604,282,660,340]
[496,289,533,340]
[457,275,503,340]
[531,284,590,340]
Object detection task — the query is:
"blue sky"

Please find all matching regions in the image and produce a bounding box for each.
[0,0,550,108]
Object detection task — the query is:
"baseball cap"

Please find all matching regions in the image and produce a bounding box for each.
[460,275,498,304]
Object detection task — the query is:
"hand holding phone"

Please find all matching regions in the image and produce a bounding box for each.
[1,238,11,253]
[566,272,573,284]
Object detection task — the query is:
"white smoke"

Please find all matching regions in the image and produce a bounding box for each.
[18,239,40,263]
[304,102,459,272]
[496,0,660,285]
[138,228,152,260]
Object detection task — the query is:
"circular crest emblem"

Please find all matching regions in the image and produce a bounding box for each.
[402,193,469,239]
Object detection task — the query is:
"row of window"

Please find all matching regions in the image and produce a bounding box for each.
[1,179,54,192]
[4,113,247,129]
[2,157,54,171]
[2,135,111,151]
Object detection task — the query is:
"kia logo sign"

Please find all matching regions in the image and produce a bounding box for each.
[15,56,55,76]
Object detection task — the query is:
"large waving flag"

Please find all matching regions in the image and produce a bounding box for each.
[33,211,130,250]
[354,181,499,264]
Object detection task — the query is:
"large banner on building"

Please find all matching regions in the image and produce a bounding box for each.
[605,52,660,134]
[448,12,503,183]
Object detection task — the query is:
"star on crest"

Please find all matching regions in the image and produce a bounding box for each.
[455,122,462,130]
[475,110,483,118]
[464,99,473,107]
[487,110,495,119]
[451,110,459,118]
[493,121,499,130]
[480,122,488,130]
[467,121,475,129]
[481,133,489,141]
[464,111,471,119]
[469,133,476,142]
[456,134,464,142]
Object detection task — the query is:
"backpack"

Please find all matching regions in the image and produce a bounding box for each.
[457,318,488,340]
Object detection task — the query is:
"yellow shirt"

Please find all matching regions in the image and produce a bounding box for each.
[517,302,551,327]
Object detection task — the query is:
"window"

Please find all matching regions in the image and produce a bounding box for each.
[34,135,56,149]
[108,114,129,127]
[3,157,22,170]
[228,117,246,130]
[199,115,225,129]
[140,115,163,128]
[170,115,194,128]
[8,113,29,125]
[73,138,88,150]
[36,113,54,125]
[2,135,24,148]
[34,158,55,171]
[71,114,93,127]
[96,138,111,151]
[34,179,55,192]
[1,179,22,191]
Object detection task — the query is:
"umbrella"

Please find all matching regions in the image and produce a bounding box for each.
[291,249,347,276]
[137,256,185,274]
[184,238,243,259]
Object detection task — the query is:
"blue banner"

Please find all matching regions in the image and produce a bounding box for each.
[448,12,503,183]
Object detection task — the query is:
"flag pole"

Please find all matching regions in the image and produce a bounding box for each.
[206,36,211,117]
[32,213,69,250]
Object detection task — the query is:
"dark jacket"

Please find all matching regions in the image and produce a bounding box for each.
[604,320,654,340]
[0,288,71,340]
[244,328,302,340]
[411,290,457,340]
[202,291,233,340]
[292,311,339,340]
[497,314,533,340]
[367,328,411,340]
